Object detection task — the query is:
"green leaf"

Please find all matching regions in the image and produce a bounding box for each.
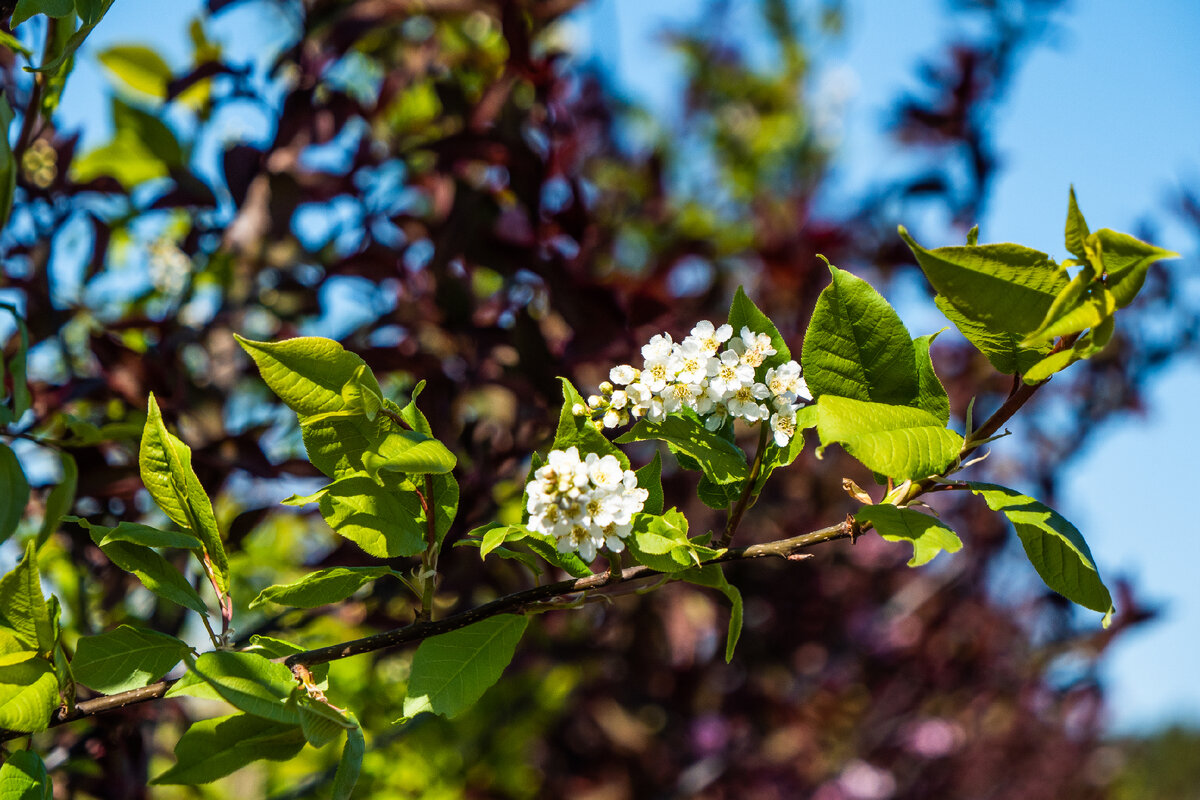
[139,395,228,595]
[552,378,628,467]
[1065,186,1090,260]
[635,451,664,516]
[0,95,16,231]
[402,614,529,720]
[97,44,172,98]
[399,380,434,436]
[361,429,456,477]
[0,749,51,799]
[752,404,816,495]
[71,625,189,694]
[70,517,208,615]
[315,474,426,558]
[35,451,76,550]
[0,442,29,545]
[727,286,791,370]
[0,658,58,733]
[816,396,963,481]
[967,483,1113,623]
[0,626,37,667]
[0,304,30,419]
[912,332,950,426]
[28,0,116,74]
[11,0,73,27]
[97,522,202,550]
[1021,284,1115,348]
[801,262,917,404]
[519,533,592,577]
[1091,228,1178,308]
[236,335,380,417]
[616,413,748,487]
[151,713,306,785]
[900,226,1067,335]
[296,695,355,748]
[249,566,397,610]
[424,471,459,545]
[331,718,365,800]
[627,510,715,573]
[934,295,1048,375]
[679,564,743,662]
[1021,348,1078,384]
[855,504,962,566]
[0,542,52,652]
[185,651,299,724]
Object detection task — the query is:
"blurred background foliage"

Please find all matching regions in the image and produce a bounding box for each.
[1,0,1198,797]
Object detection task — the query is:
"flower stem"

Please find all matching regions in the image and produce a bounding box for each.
[718,421,770,548]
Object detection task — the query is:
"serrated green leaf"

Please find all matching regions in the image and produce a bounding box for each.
[0,543,52,652]
[69,517,209,615]
[236,335,380,417]
[331,717,365,800]
[0,748,51,799]
[616,413,748,487]
[1021,284,1115,348]
[934,295,1049,375]
[139,395,228,594]
[399,380,433,436]
[35,450,76,550]
[0,658,58,733]
[150,713,306,785]
[402,615,529,720]
[521,533,592,577]
[912,332,950,426]
[635,452,664,516]
[816,396,963,481]
[315,474,426,558]
[97,522,202,550]
[855,504,962,566]
[967,482,1113,623]
[297,695,355,748]
[71,625,189,694]
[1091,228,1178,308]
[627,509,702,573]
[0,626,37,667]
[801,262,917,404]
[1065,187,1090,260]
[679,564,743,662]
[0,442,29,545]
[185,651,299,724]
[1021,348,1078,384]
[249,566,397,610]
[900,227,1067,335]
[727,286,790,371]
[98,44,171,98]
[361,430,456,477]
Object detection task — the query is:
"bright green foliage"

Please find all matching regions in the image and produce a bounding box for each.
[97,44,172,97]
[912,332,951,425]
[236,335,382,417]
[628,509,719,573]
[727,286,791,371]
[403,615,529,720]
[635,452,664,516]
[30,1,116,74]
[0,543,54,653]
[286,474,426,558]
[331,718,366,800]
[802,261,918,404]
[0,442,29,544]
[250,566,401,610]
[855,504,963,567]
[68,516,209,615]
[0,749,51,799]
[553,377,628,467]
[71,626,190,694]
[182,651,300,724]
[934,296,1049,374]
[151,713,307,785]
[11,0,74,28]
[1064,186,1090,259]
[753,404,817,495]
[968,483,1113,623]
[1093,228,1178,308]
[816,396,963,481]
[70,97,183,188]
[297,695,357,748]
[680,563,743,662]
[139,394,229,594]
[0,658,58,733]
[900,227,1067,335]
[616,412,749,488]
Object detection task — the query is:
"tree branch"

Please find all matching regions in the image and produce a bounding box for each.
[5,520,853,742]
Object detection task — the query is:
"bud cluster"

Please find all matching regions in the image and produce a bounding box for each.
[525,447,650,561]
[579,321,812,447]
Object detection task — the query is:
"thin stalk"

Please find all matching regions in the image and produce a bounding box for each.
[719,421,770,548]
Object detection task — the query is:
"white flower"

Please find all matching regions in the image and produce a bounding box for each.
[765,360,807,402]
[770,408,798,447]
[727,382,771,421]
[661,381,704,414]
[586,453,623,489]
[610,364,639,385]
[609,389,628,410]
[671,338,710,385]
[735,326,776,368]
[704,403,730,431]
[641,333,674,362]
[690,320,733,355]
[602,409,621,428]
[641,351,674,393]
[706,350,754,399]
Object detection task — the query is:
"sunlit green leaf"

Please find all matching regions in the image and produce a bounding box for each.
[727,286,791,371]
[313,474,426,558]
[71,625,189,694]
[1064,186,1090,260]
[855,504,962,566]
[249,566,398,610]
[1091,228,1178,308]
[331,717,365,800]
[297,695,355,748]
[912,331,950,426]
[0,442,29,545]
[816,395,963,481]
[635,451,664,516]
[934,295,1049,375]
[98,44,172,98]
[184,651,299,724]
[0,658,58,733]
[616,412,748,487]
[0,748,51,799]
[553,378,628,467]
[0,542,52,652]
[150,713,306,785]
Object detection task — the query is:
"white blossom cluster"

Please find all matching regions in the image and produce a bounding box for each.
[579,321,812,447]
[526,446,650,561]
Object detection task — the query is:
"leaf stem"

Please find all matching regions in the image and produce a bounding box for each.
[718,421,770,548]
[415,475,438,624]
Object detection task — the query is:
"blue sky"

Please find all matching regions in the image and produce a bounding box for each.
[52,0,1200,733]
